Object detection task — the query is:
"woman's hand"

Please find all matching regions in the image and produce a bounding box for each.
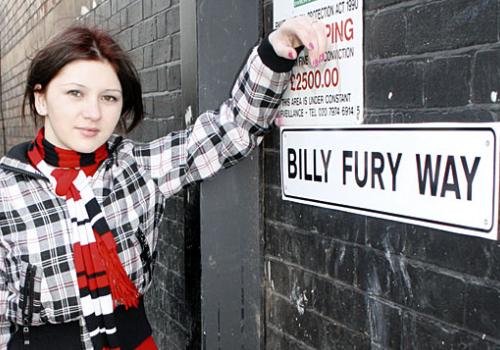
[268,16,328,68]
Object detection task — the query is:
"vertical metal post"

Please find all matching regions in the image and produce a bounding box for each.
[181,2,201,349]
[196,1,261,349]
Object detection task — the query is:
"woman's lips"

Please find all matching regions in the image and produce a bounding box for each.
[77,127,99,137]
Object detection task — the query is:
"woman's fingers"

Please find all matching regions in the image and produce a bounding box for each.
[313,20,328,64]
[269,35,299,60]
[269,15,328,68]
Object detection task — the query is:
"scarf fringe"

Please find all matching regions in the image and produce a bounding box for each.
[96,234,139,309]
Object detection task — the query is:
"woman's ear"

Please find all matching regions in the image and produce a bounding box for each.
[33,84,47,116]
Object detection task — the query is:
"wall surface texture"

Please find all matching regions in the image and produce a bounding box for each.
[263,0,500,349]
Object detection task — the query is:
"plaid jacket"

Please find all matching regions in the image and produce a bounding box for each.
[0,41,293,349]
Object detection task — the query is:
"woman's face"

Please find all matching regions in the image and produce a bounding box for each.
[34,59,123,153]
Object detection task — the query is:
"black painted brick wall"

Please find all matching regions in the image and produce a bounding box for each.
[81,1,189,349]
[263,0,500,349]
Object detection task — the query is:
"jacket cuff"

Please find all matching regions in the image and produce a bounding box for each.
[257,34,303,73]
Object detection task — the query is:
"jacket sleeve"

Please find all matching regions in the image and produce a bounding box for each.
[133,37,293,198]
[0,246,11,349]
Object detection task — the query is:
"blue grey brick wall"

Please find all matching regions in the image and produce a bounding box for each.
[263,0,500,349]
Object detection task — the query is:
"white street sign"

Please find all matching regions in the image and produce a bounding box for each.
[280,124,500,239]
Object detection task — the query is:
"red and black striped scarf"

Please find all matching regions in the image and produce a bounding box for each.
[27,128,139,350]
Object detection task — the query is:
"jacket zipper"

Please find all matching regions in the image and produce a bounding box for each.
[0,164,45,180]
[22,264,36,348]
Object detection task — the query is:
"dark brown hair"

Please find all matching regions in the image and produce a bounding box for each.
[23,25,143,132]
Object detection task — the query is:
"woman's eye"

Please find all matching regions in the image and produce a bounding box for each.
[102,95,118,102]
[67,90,82,97]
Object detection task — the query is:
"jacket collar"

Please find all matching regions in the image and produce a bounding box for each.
[0,134,124,179]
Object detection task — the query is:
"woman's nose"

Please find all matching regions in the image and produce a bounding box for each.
[82,98,102,121]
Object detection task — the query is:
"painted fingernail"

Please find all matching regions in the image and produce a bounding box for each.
[320,53,325,61]
[288,51,295,59]
[309,42,315,50]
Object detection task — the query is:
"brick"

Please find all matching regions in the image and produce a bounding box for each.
[157,6,180,37]
[465,284,500,338]
[108,12,121,32]
[325,240,356,286]
[423,55,471,108]
[143,0,152,18]
[366,61,424,109]
[153,92,182,118]
[144,44,154,67]
[266,326,310,350]
[356,247,405,304]
[366,8,407,59]
[128,47,143,70]
[166,270,185,298]
[322,322,370,349]
[152,0,171,14]
[157,116,184,134]
[116,27,132,51]
[157,66,167,92]
[119,8,127,27]
[171,33,180,60]
[366,298,403,349]
[267,294,322,349]
[306,272,367,333]
[405,263,466,325]
[265,223,328,273]
[265,185,366,244]
[114,0,131,12]
[472,49,500,104]
[263,150,280,187]
[364,0,405,11]
[265,186,317,232]
[95,1,111,21]
[132,17,156,48]
[488,244,500,283]
[164,194,183,222]
[152,37,171,65]
[165,245,184,274]
[127,0,143,26]
[366,217,406,254]
[141,69,158,93]
[160,316,188,349]
[160,218,183,249]
[390,107,496,124]
[127,118,158,142]
[143,95,154,116]
[167,64,181,91]
[407,0,497,54]
[404,314,499,350]
[267,259,290,297]
[403,225,490,278]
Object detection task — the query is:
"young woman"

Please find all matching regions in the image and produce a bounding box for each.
[0,16,326,350]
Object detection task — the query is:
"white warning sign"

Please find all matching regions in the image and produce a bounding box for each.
[280,124,500,240]
[274,0,363,126]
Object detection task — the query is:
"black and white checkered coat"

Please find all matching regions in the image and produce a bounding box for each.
[0,42,293,349]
